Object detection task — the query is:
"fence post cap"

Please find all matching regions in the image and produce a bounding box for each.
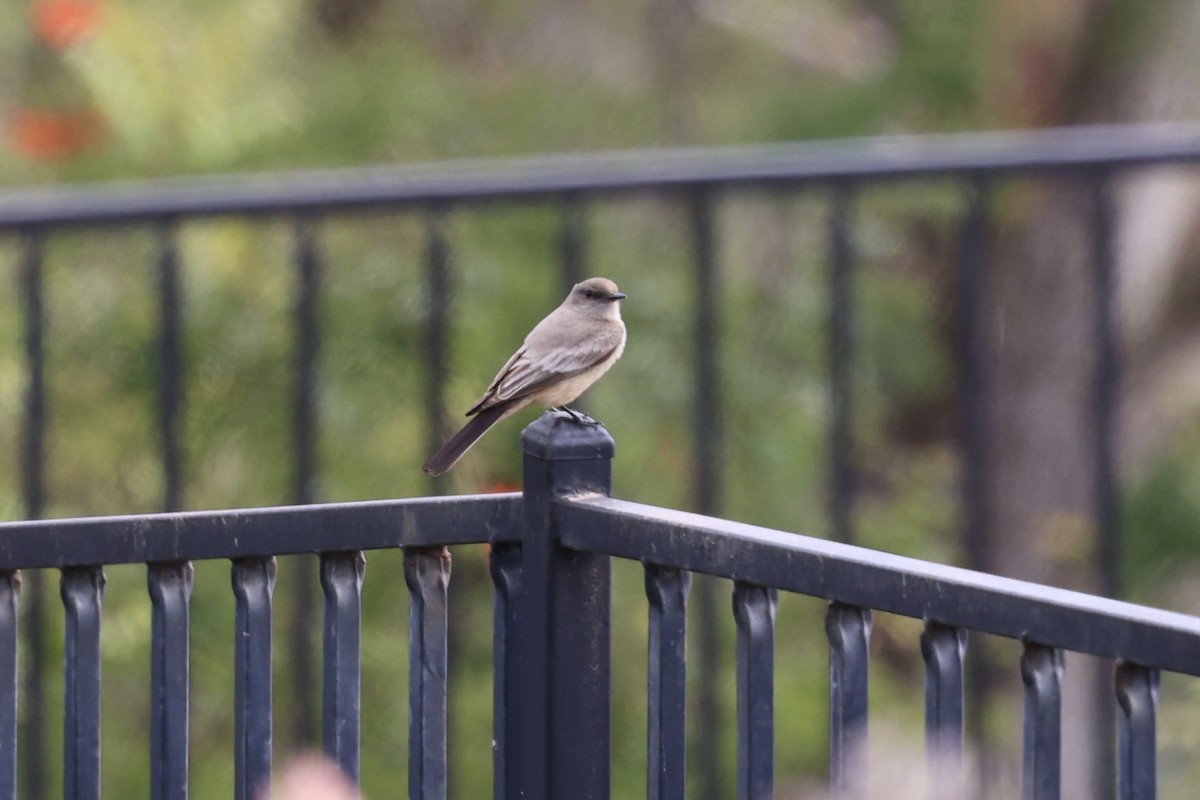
[520,410,615,462]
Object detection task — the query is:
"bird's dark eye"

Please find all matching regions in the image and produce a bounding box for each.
[583,289,596,298]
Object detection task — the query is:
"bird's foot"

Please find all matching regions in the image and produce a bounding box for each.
[554,406,600,427]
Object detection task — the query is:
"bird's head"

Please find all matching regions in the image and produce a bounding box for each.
[569,277,627,319]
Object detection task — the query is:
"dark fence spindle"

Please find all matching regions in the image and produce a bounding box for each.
[1021,643,1063,800]
[921,622,966,800]
[422,208,451,481]
[0,572,18,800]
[290,216,322,747]
[321,551,366,782]
[406,546,451,800]
[828,181,856,544]
[62,567,105,800]
[733,582,776,800]
[19,228,46,519]
[292,215,321,506]
[232,557,276,800]
[1115,662,1157,800]
[689,187,724,800]
[1087,175,1124,800]
[18,229,47,800]
[827,602,871,799]
[689,187,721,514]
[155,222,184,512]
[1089,173,1120,599]
[289,217,323,752]
[149,562,193,800]
[489,542,523,800]
[646,566,690,800]
[957,177,994,783]
[1088,171,1121,800]
[956,176,992,572]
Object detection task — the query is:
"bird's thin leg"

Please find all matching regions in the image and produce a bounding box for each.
[565,406,599,425]
[550,405,577,421]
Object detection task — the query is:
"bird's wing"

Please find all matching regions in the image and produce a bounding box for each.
[467,324,624,415]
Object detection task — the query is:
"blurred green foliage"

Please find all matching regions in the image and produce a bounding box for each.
[2,1,1198,798]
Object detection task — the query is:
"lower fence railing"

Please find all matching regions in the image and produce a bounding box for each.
[1,410,1197,800]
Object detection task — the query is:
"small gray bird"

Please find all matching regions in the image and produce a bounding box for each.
[422,277,627,476]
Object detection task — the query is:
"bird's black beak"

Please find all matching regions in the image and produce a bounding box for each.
[610,291,627,301]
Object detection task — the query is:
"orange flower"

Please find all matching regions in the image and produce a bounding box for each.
[5,107,105,161]
[31,0,103,50]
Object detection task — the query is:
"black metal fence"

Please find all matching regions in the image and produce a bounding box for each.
[0,412,1194,800]
[5,123,1200,798]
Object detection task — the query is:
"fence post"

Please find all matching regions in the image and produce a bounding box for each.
[519,410,614,800]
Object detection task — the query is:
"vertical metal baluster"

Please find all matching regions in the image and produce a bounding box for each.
[733,582,776,800]
[646,566,691,800]
[490,542,522,800]
[406,546,451,800]
[559,194,587,293]
[690,187,724,800]
[156,221,184,512]
[62,567,105,800]
[321,551,366,782]
[292,215,321,506]
[1090,172,1121,800]
[957,176,992,573]
[290,216,322,746]
[828,181,857,544]
[827,602,871,800]
[921,622,966,800]
[420,207,461,798]
[690,187,722,515]
[957,178,993,789]
[423,207,451,487]
[1021,643,1063,800]
[0,572,19,800]
[149,562,194,800]
[152,232,192,794]
[18,229,47,800]
[1115,662,1157,800]
[18,228,45,519]
[1089,171,1120,599]
[232,557,276,800]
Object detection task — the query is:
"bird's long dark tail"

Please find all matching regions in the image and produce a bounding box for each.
[421,403,514,476]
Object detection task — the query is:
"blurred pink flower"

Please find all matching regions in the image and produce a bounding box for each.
[262,754,362,800]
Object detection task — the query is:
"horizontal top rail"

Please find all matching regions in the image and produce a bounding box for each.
[557,495,1200,676]
[0,493,520,569]
[2,123,1200,229]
